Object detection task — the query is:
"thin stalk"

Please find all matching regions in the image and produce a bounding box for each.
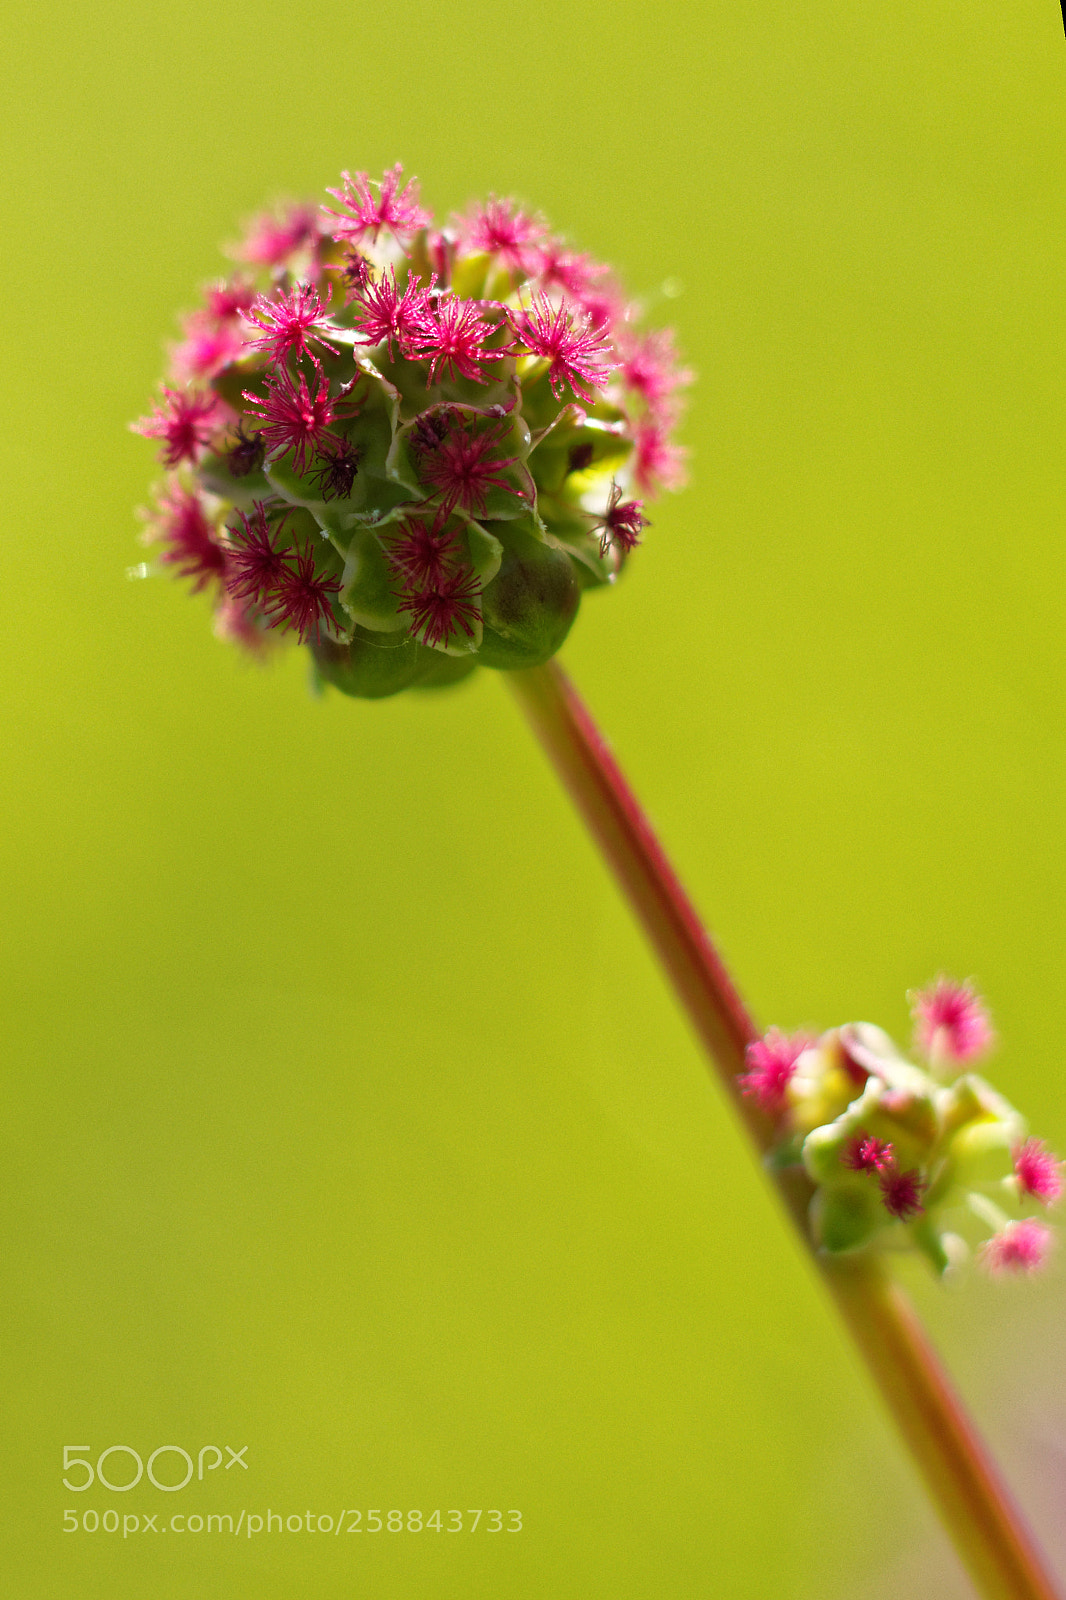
[508,657,1061,1600]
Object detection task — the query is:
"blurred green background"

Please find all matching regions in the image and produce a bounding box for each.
[3,1,1066,1595]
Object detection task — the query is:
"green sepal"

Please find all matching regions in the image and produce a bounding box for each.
[476,519,581,670]
[413,652,479,691]
[463,519,504,587]
[339,527,405,633]
[910,1218,955,1278]
[810,1183,885,1255]
[311,629,429,699]
[198,450,272,507]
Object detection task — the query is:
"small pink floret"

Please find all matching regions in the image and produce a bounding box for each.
[396,566,481,650]
[264,542,341,645]
[325,164,430,247]
[350,269,433,360]
[418,418,519,519]
[132,387,223,467]
[463,197,544,274]
[145,484,227,593]
[508,292,616,403]
[243,283,341,365]
[879,1168,926,1221]
[415,295,505,386]
[843,1135,896,1174]
[590,481,649,556]
[911,976,995,1064]
[738,1028,809,1115]
[980,1218,1054,1275]
[1013,1139,1065,1204]
[243,366,336,475]
[236,204,320,266]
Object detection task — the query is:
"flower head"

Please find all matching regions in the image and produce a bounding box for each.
[980,1218,1054,1275]
[910,976,995,1066]
[134,165,689,695]
[1013,1138,1064,1204]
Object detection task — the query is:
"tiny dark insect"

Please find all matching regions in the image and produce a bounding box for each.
[227,422,266,478]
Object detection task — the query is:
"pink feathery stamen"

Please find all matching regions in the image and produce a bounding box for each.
[1013,1138,1065,1204]
[205,278,256,322]
[980,1218,1054,1275]
[223,502,292,606]
[738,1028,810,1115]
[144,484,227,593]
[531,240,606,300]
[417,417,519,518]
[171,317,246,383]
[416,295,507,385]
[132,387,223,468]
[397,566,481,650]
[235,203,320,266]
[879,1168,926,1221]
[509,292,616,402]
[350,268,433,360]
[383,513,460,590]
[632,418,688,495]
[617,326,693,414]
[590,481,649,555]
[263,541,341,644]
[243,283,342,365]
[910,976,995,1065]
[843,1135,896,1174]
[324,164,430,248]
[243,366,337,474]
[462,197,544,275]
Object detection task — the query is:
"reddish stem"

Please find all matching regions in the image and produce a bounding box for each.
[508,657,1062,1600]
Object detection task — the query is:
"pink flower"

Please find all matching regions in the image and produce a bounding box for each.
[461,197,543,275]
[531,239,607,300]
[417,417,520,518]
[243,283,341,365]
[350,268,433,360]
[509,292,616,402]
[738,1028,809,1115]
[980,1218,1054,1275]
[589,481,649,555]
[263,541,341,644]
[1013,1139,1064,1204]
[235,203,320,266]
[632,419,688,495]
[205,279,256,322]
[910,976,995,1065]
[132,387,223,468]
[243,366,337,474]
[223,502,292,605]
[397,566,481,650]
[143,484,228,593]
[170,318,246,383]
[384,513,460,590]
[324,164,430,248]
[616,326,693,415]
[415,295,506,386]
[843,1135,896,1174]
[879,1168,926,1221]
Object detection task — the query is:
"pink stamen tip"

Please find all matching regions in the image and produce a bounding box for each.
[132,386,223,468]
[843,1135,896,1174]
[879,1168,926,1221]
[417,418,519,519]
[738,1028,809,1115]
[590,481,649,555]
[324,164,430,248]
[396,566,482,650]
[243,366,337,475]
[910,976,995,1064]
[980,1218,1054,1275]
[243,283,342,365]
[1013,1138,1065,1204]
[508,291,617,403]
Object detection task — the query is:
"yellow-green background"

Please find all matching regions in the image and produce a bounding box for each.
[3,2,1066,1595]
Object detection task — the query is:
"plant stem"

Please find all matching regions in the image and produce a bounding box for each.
[508,657,1061,1600]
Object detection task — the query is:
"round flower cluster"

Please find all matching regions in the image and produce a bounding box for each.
[133,165,691,697]
[741,979,1061,1276]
